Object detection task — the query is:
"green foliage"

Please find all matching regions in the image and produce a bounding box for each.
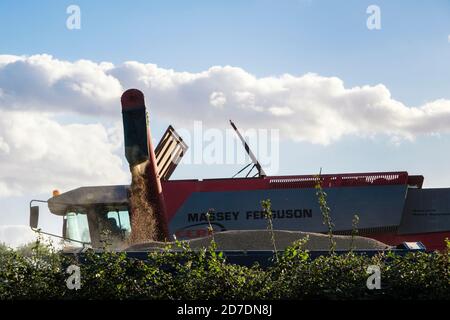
[350,214,360,252]
[315,174,336,253]
[261,199,279,262]
[0,238,66,300]
[0,239,448,300]
[0,243,8,254]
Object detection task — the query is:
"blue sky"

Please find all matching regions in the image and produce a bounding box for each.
[1,0,450,105]
[1,0,450,244]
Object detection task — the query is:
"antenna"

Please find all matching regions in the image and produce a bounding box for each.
[230,120,266,177]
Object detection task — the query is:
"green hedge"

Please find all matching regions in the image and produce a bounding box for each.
[0,239,449,300]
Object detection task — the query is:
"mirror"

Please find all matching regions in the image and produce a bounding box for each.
[30,206,39,229]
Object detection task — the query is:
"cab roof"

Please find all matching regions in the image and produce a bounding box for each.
[48,185,129,215]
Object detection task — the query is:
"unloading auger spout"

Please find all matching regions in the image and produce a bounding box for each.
[121,89,169,243]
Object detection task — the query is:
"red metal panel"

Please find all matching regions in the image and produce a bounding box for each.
[407,175,424,188]
[371,231,450,251]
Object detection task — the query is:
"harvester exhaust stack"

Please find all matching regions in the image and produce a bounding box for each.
[121,89,169,242]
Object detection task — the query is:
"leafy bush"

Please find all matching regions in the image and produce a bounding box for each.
[0,238,448,300]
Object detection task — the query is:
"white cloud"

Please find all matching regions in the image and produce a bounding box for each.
[107,62,450,144]
[0,225,62,249]
[1,54,450,147]
[209,91,227,108]
[0,54,121,115]
[0,225,46,248]
[0,53,450,205]
[0,110,128,197]
[0,136,10,154]
[269,106,294,116]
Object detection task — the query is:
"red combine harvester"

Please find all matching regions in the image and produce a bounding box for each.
[30,89,450,252]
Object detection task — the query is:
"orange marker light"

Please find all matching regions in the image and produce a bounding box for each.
[52,189,60,197]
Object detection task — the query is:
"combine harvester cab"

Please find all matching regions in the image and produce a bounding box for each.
[29,89,450,257]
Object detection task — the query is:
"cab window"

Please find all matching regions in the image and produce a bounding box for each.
[66,211,91,245]
[106,210,132,239]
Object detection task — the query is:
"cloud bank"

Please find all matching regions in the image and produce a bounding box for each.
[1,54,450,197]
[0,225,48,248]
[0,110,128,197]
[1,54,450,144]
